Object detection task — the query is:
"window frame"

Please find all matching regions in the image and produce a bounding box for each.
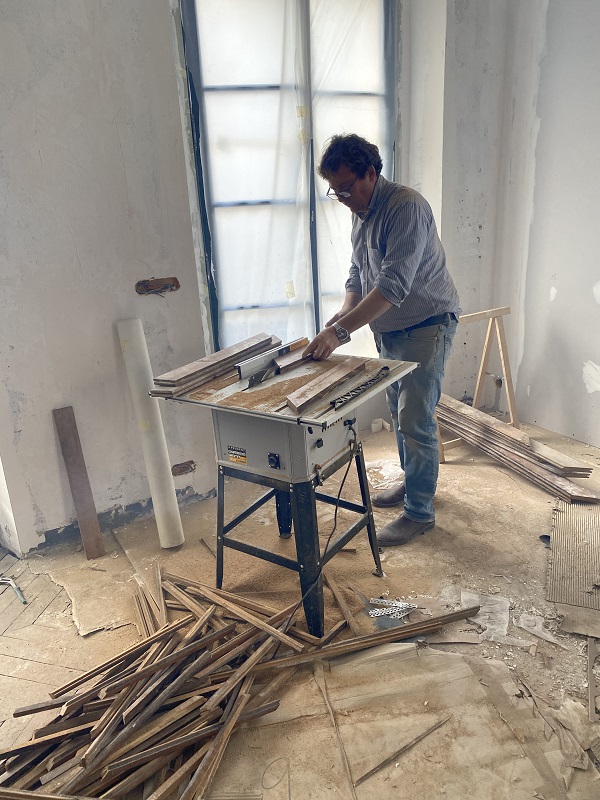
[179,0,398,349]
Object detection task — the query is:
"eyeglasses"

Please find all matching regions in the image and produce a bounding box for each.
[326,175,359,199]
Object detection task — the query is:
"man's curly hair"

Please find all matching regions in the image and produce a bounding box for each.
[317,134,383,180]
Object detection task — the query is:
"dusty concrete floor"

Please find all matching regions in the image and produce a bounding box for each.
[1,421,599,797]
[366,422,600,704]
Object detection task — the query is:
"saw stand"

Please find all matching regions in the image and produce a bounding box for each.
[213,407,382,638]
[165,353,418,637]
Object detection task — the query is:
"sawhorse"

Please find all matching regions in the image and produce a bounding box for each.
[438,306,519,461]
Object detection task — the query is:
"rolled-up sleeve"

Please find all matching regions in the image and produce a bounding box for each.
[374,202,430,307]
[345,256,362,295]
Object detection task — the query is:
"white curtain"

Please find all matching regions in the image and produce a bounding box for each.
[195,0,391,356]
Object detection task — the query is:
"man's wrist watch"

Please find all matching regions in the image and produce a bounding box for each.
[332,322,351,344]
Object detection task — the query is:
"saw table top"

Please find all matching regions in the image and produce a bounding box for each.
[170,354,418,428]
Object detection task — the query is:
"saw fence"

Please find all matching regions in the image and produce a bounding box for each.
[0,573,478,800]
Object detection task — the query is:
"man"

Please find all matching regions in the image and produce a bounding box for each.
[303,134,460,546]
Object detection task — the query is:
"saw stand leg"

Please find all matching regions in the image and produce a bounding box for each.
[216,466,226,591]
[275,491,292,539]
[355,440,383,577]
[290,480,324,638]
[215,445,382,638]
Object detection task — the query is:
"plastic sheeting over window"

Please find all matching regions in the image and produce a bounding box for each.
[193,0,395,355]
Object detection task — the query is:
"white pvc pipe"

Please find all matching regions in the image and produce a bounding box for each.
[117,319,185,548]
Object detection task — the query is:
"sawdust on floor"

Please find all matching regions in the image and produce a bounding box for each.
[2,422,599,794]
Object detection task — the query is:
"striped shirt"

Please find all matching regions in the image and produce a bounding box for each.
[345,175,460,333]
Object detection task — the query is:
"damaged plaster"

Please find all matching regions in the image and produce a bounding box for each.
[583,360,600,394]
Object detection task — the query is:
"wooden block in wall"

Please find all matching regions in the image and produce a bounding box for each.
[53,406,105,560]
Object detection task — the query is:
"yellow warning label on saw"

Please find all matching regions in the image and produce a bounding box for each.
[227,446,247,464]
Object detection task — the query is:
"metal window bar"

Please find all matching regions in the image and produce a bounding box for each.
[179,0,220,350]
[179,0,396,350]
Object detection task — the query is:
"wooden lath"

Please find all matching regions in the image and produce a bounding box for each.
[2,576,478,800]
[151,333,282,397]
[437,394,599,503]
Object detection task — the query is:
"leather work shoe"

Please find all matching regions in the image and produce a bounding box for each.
[371,482,406,508]
[377,515,434,547]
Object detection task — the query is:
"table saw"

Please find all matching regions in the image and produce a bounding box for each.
[154,338,418,636]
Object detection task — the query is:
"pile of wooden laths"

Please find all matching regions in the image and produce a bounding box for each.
[437,394,599,503]
[150,333,281,398]
[0,573,478,800]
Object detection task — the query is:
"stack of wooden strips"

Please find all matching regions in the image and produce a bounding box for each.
[150,333,282,398]
[0,571,479,800]
[437,394,599,503]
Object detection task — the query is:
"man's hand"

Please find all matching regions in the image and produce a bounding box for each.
[302,288,392,361]
[302,327,340,361]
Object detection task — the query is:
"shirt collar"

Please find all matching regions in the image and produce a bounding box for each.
[356,174,385,220]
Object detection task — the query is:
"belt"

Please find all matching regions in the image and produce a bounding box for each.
[401,312,458,332]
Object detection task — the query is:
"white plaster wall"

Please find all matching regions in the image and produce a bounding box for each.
[516,0,600,447]
[430,0,597,445]
[398,0,446,228]
[0,453,19,554]
[440,0,511,402]
[491,1,547,388]
[0,0,215,553]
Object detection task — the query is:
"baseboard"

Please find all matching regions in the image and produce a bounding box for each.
[40,485,217,549]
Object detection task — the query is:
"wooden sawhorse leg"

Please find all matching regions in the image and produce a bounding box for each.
[472,314,519,427]
[438,307,520,460]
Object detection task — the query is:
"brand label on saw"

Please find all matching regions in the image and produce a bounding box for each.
[227,445,247,464]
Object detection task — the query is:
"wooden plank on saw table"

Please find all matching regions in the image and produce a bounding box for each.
[53,407,105,560]
[286,357,367,414]
[154,333,278,386]
[274,347,312,374]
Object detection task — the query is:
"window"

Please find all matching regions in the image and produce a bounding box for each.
[182,0,397,354]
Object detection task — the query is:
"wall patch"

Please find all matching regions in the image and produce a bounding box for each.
[172,460,196,476]
[583,360,600,394]
[135,277,180,296]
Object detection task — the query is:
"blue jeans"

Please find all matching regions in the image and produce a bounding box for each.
[380,318,457,523]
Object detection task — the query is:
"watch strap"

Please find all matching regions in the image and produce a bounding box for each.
[332,322,351,343]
